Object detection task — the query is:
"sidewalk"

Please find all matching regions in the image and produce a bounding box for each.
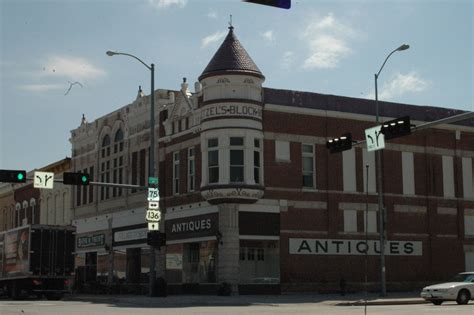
[66,291,427,307]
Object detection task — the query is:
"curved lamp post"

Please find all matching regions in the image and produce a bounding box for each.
[106,50,157,296]
[374,44,409,297]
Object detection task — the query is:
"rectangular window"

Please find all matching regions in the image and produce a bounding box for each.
[247,248,255,261]
[239,247,246,261]
[362,149,376,193]
[230,137,244,183]
[463,157,473,198]
[105,172,110,199]
[82,168,88,205]
[131,151,138,193]
[257,248,264,261]
[208,139,219,184]
[112,169,117,197]
[442,155,455,197]
[342,149,356,191]
[188,148,195,192]
[139,149,146,187]
[465,214,474,236]
[254,139,261,184]
[275,140,290,161]
[76,181,82,207]
[363,211,377,233]
[173,151,180,195]
[89,167,94,203]
[302,144,314,188]
[343,210,357,232]
[402,152,415,195]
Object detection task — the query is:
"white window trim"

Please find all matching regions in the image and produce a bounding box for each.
[173,151,180,195]
[188,147,195,192]
[302,143,315,189]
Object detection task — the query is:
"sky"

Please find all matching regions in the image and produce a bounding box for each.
[1,0,473,172]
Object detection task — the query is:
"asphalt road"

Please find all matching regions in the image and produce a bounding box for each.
[0,296,472,315]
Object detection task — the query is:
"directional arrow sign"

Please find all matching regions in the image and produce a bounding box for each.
[365,126,385,152]
[148,222,159,231]
[34,171,54,189]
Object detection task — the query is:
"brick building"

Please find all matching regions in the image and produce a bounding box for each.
[0,157,72,231]
[70,26,474,294]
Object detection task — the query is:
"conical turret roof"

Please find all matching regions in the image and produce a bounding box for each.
[199,26,264,81]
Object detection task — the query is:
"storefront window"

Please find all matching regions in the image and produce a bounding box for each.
[239,240,280,284]
[114,250,126,282]
[182,241,217,283]
[97,253,109,283]
[140,248,150,284]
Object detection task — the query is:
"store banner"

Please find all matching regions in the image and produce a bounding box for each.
[165,213,218,241]
[76,230,108,252]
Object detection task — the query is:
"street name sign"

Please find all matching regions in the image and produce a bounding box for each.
[148,177,159,186]
[365,126,385,152]
[33,171,54,189]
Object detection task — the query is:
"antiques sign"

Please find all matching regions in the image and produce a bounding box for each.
[289,238,422,256]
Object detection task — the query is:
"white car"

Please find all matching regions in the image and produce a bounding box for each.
[420,272,474,305]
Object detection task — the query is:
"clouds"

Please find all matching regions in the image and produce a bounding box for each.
[260,30,275,43]
[281,51,295,69]
[148,0,187,9]
[367,72,430,100]
[19,84,64,92]
[19,55,105,94]
[301,13,357,69]
[40,56,105,80]
[201,30,227,49]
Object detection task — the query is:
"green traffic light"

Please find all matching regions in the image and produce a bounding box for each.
[81,175,87,183]
[17,173,24,181]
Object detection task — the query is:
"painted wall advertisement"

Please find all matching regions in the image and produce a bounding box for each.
[2,227,30,275]
[289,238,422,256]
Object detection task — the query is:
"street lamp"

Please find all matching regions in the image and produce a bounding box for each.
[374,44,409,297]
[106,50,158,296]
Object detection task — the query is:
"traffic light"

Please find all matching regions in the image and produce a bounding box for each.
[326,133,353,153]
[243,0,291,9]
[380,116,412,140]
[63,172,90,185]
[147,231,166,247]
[0,169,27,183]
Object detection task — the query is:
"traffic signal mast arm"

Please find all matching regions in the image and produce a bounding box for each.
[334,111,473,152]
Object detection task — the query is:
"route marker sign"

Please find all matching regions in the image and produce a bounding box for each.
[147,188,159,201]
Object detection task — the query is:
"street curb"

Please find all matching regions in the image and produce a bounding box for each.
[335,299,427,306]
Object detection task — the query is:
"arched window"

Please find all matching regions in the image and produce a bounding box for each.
[30,198,36,225]
[100,128,125,200]
[112,128,125,196]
